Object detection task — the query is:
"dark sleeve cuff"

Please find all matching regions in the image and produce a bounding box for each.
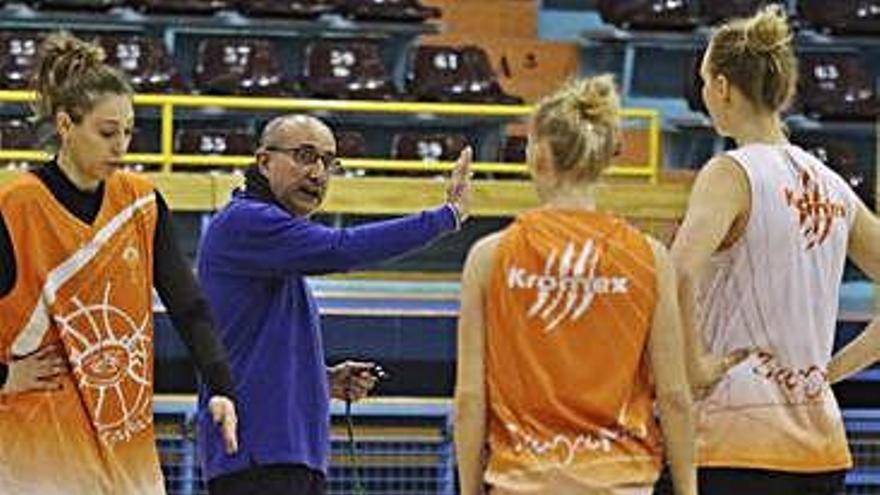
[445,203,462,231]
[0,362,7,390]
[439,203,462,232]
[202,360,236,402]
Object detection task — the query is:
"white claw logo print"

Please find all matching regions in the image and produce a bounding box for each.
[507,240,629,332]
[55,282,152,446]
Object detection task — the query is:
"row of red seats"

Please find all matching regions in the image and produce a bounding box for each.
[0,120,520,179]
[598,0,880,35]
[0,119,872,204]
[0,31,521,104]
[7,29,874,118]
[0,120,489,165]
[2,0,440,22]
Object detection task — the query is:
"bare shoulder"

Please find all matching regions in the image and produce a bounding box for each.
[463,231,504,284]
[468,231,503,259]
[693,155,749,194]
[681,154,751,239]
[644,235,672,272]
[643,234,668,253]
[700,154,746,178]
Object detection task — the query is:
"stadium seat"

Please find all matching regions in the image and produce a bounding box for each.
[0,119,38,150]
[236,0,332,18]
[799,0,880,35]
[391,131,468,162]
[596,0,700,30]
[120,127,161,172]
[302,39,396,100]
[28,0,122,10]
[334,130,367,176]
[407,45,523,104]
[421,35,578,104]
[798,52,880,120]
[333,0,441,23]
[0,31,43,91]
[0,119,39,169]
[700,0,785,25]
[175,128,254,155]
[129,127,158,153]
[461,46,524,104]
[194,38,291,96]
[98,35,183,93]
[793,135,874,207]
[128,0,228,15]
[336,130,368,158]
[500,135,527,163]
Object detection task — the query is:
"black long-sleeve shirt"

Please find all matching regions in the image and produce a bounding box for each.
[0,162,234,399]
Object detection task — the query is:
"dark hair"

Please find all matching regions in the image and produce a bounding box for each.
[32,31,132,126]
[532,74,621,181]
[707,4,798,112]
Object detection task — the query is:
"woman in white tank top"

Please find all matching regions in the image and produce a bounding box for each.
[667,5,880,495]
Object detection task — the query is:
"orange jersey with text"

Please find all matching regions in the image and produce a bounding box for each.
[484,209,662,493]
[0,172,163,494]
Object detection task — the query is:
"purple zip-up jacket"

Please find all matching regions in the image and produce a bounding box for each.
[196,190,457,480]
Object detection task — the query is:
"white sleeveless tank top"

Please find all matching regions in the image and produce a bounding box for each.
[696,143,858,472]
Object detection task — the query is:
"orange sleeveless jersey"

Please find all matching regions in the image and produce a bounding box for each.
[484,209,662,491]
[0,172,163,494]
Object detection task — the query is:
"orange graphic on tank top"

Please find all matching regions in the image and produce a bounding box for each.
[783,168,847,250]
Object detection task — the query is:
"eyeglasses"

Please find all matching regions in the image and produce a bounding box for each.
[264,144,344,175]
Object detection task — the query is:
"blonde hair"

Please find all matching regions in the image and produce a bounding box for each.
[532,74,621,181]
[32,32,132,126]
[706,4,797,112]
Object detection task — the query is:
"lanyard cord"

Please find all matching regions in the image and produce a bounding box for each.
[345,396,367,495]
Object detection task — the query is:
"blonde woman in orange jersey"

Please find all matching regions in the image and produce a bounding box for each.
[0,33,238,494]
[454,75,697,495]
[672,5,880,494]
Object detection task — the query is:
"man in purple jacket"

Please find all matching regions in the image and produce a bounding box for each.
[196,114,472,495]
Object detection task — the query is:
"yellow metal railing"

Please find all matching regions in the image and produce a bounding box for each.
[0,91,661,182]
